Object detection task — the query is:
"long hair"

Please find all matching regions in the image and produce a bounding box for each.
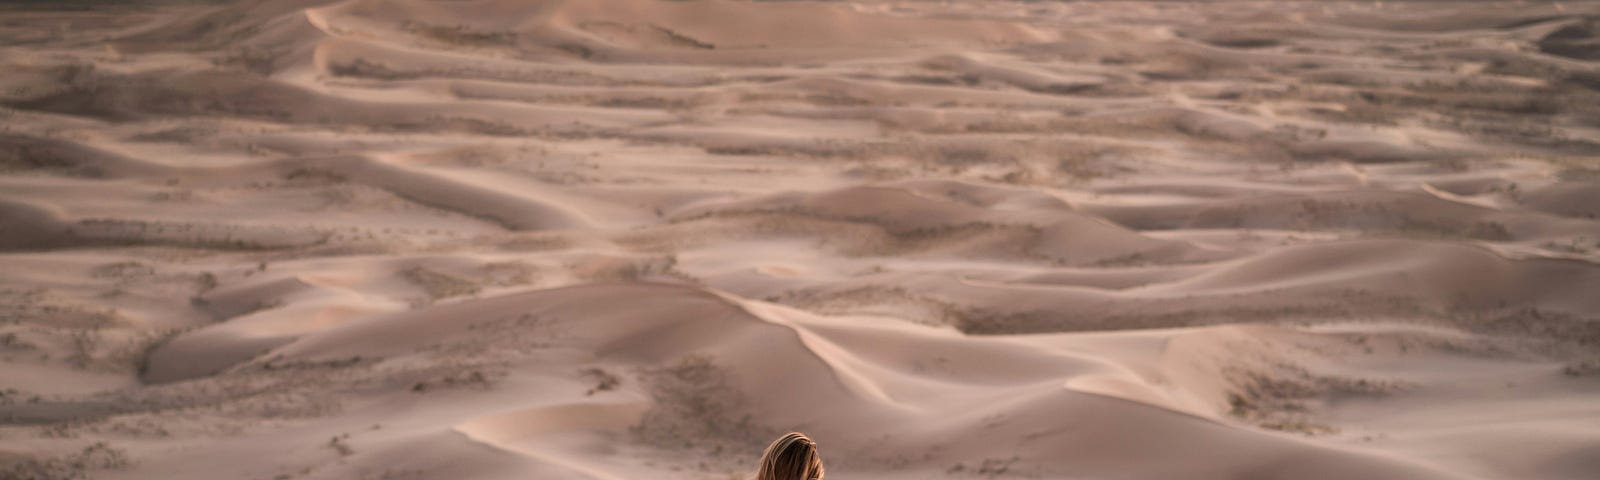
[756,432,824,480]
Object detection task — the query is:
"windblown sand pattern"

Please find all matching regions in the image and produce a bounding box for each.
[3,1,1599,479]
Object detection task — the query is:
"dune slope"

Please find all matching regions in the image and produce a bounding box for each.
[2,1,1599,480]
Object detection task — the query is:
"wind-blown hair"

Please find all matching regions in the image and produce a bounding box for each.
[756,432,824,480]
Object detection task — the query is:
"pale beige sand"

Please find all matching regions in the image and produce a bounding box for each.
[3,1,1600,479]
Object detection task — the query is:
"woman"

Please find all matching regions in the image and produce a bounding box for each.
[756,432,825,480]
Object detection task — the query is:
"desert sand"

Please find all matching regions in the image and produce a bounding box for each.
[2,0,1599,479]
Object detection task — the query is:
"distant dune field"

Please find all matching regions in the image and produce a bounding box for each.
[2,1,1599,479]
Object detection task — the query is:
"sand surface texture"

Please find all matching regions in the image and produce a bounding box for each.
[3,1,1600,479]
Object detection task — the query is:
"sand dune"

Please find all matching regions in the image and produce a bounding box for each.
[3,1,1599,480]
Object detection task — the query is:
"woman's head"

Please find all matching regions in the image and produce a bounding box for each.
[757,432,824,480]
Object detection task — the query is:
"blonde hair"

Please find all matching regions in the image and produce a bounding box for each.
[757,432,824,480]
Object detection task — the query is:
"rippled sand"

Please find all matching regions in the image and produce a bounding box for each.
[3,1,1599,479]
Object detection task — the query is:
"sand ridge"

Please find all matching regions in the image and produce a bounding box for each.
[2,1,1599,479]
